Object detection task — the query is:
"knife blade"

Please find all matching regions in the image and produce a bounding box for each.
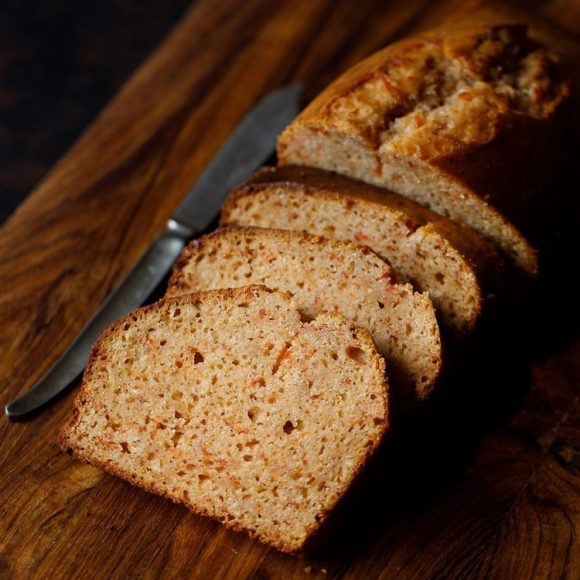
[5,84,301,419]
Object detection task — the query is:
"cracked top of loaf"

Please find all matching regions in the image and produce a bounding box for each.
[294,25,569,159]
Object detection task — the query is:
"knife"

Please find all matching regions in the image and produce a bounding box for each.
[5,84,302,419]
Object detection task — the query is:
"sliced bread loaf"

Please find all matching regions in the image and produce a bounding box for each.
[166,227,441,401]
[59,285,388,553]
[222,165,506,338]
[277,24,571,275]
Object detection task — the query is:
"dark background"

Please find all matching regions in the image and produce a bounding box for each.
[0,0,193,225]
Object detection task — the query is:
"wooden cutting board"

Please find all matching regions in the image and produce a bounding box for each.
[1,0,579,577]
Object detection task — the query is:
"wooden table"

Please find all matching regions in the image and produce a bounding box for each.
[1,1,579,577]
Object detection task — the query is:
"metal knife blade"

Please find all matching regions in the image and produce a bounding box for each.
[5,84,301,419]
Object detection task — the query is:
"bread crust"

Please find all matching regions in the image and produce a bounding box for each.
[278,24,571,275]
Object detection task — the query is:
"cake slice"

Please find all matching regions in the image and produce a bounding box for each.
[277,24,570,275]
[222,165,506,338]
[166,227,441,401]
[59,286,388,553]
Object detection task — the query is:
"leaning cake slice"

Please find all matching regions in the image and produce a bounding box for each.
[59,286,388,553]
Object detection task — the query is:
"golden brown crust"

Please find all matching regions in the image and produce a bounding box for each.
[292,25,567,146]
[278,24,571,275]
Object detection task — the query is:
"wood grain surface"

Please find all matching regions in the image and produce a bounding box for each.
[1,0,579,578]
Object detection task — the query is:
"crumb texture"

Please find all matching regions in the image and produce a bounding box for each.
[59,286,388,553]
[167,228,441,400]
[223,166,506,337]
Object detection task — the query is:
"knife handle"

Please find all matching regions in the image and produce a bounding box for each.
[5,224,191,419]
